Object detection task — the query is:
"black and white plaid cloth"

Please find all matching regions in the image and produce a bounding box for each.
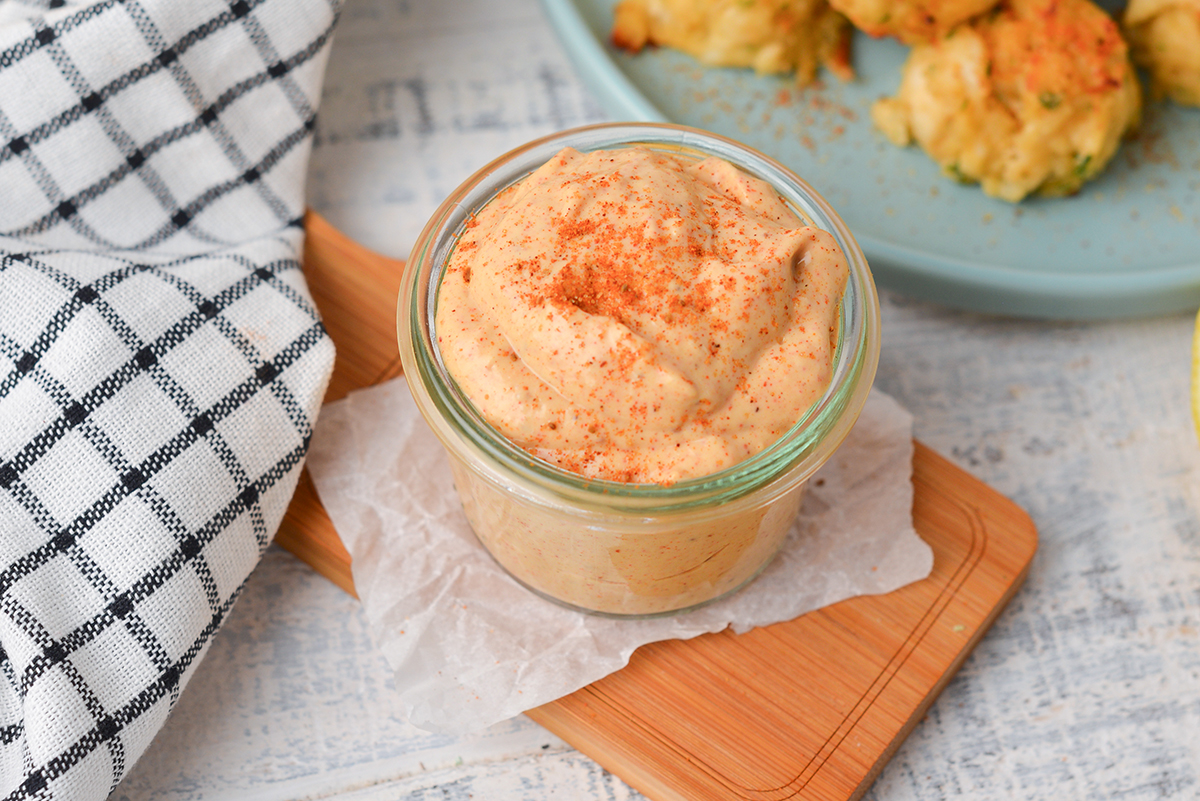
[0,0,339,798]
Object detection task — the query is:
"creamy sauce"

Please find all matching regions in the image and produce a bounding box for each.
[435,146,848,484]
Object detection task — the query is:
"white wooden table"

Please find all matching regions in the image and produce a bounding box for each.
[111,1,1200,799]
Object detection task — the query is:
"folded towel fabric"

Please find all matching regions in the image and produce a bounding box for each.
[0,0,339,798]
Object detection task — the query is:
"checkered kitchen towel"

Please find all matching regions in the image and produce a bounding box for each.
[0,0,339,798]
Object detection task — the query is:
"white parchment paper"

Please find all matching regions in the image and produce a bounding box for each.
[305,379,933,734]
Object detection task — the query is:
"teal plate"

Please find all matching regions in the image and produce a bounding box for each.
[541,0,1200,319]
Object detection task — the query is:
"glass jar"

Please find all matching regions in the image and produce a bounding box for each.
[397,122,880,618]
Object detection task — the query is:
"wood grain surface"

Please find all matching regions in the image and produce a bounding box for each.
[276,211,1039,801]
[274,210,403,597]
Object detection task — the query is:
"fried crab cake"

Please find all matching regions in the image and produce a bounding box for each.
[1122,0,1200,106]
[612,0,854,86]
[871,0,1141,201]
[827,0,1000,44]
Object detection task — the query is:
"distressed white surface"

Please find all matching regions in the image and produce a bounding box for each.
[113,0,1200,798]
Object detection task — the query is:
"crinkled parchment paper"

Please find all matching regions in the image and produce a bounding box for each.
[306,379,932,734]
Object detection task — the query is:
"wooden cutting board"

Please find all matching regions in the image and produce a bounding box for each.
[277,210,1039,801]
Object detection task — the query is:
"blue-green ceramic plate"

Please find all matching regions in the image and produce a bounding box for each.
[541,0,1200,319]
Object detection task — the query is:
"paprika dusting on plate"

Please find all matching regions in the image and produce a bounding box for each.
[435,145,848,485]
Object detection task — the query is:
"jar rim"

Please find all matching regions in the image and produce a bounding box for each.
[398,122,880,514]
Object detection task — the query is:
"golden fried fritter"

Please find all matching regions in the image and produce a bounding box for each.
[871,0,1141,201]
[1123,0,1200,106]
[828,0,999,44]
[612,0,854,86]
